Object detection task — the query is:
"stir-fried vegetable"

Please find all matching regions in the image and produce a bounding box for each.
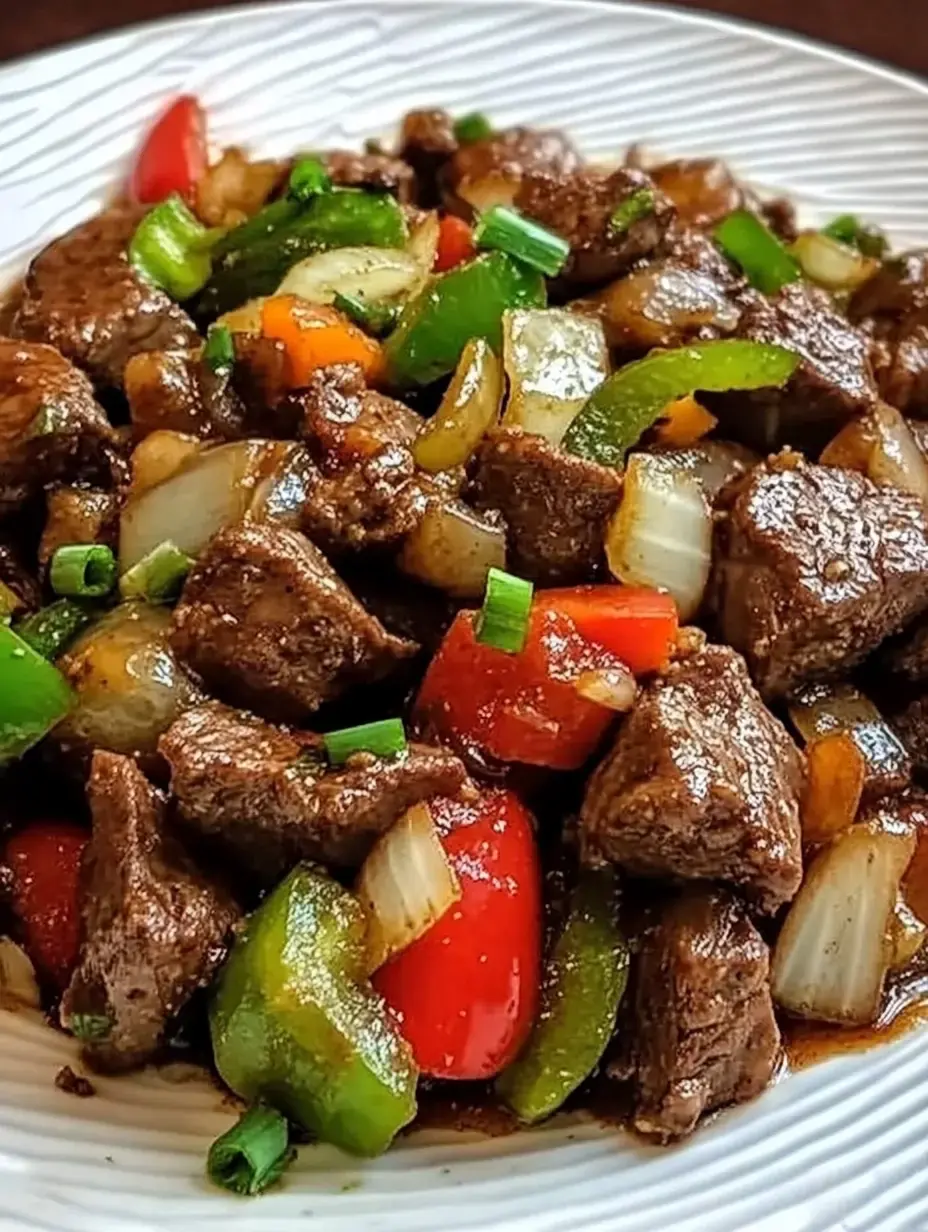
[261,296,383,386]
[453,112,493,144]
[323,718,407,765]
[801,731,866,846]
[15,599,94,661]
[0,625,74,762]
[605,453,712,622]
[474,205,570,278]
[476,567,534,654]
[434,215,476,273]
[413,337,503,472]
[822,214,888,260]
[501,309,610,446]
[563,340,799,467]
[820,402,928,502]
[384,252,546,388]
[609,188,655,236]
[0,939,41,1014]
[497,866,628,1123]
[130,94,207,205]
[49,544,116,600]
[210,864,418,1156]
[276,245,422,307]
[288,157,331,202]
[130,194,217,301]
[356,802,461,971]
[207,1105,295,1197]
[791,231,879,292]
[771,814,916,1025]
[714,209,801,294]
[575,664,637,712]
[652,396,717,448]
[119,540,193,604]
[203,324,235,374]
[398,500,507,599]
[373,790,541,1080]
[333,293,399,337]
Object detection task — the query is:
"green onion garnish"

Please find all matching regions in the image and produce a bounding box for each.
[288,157,332,203]
[822,213,887,260]
[50,545,116,600]
[129,193,215,301]
[453,112,493,144]
[207,1104,295,1197]
[610,188,656,236]
[119,540,193,605]
[474,205,570,278]
[68,1013,112,1042]
[323,718,407,766]
[15,599,94,660]
[714,209,801,295]
[475,567,534,655]
[333,292,398,338]
[204,324,235,374]
[26,403,70,439]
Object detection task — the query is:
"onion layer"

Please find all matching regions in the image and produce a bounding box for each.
[889,894,927,970]
[821,402,928,502]
[414,337,503,473]
[277,246,422,306]
[792,230,878,292]
[399,500,506,599]
[356,802,461,972]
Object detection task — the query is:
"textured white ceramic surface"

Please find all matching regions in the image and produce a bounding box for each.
[2,3,928,1228]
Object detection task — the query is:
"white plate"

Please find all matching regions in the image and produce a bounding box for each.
[2,3,928,1229]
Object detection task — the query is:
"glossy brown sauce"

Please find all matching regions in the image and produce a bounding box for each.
[784,975,928,1071]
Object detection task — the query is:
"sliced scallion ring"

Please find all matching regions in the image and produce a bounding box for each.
[474,205,570,278]
[49,545,116,599]
[475,567,534,654]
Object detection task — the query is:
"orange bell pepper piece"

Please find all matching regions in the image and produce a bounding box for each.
[261,295,383,387]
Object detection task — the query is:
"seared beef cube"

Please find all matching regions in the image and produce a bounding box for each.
[851,251,928,325]
[472,428,621,585]
[713,460,928,698]
[631,888,780,1140]
[297,363,446,552]
[874,323,928,416]
[0,337,119,516]
[716,282,877,450]
[60,751,238,1072]
[649,158,745,230]
[398,108,458,205]
[514,168,675,288]
[161,701,470,882]
[891,695,928,775]
[323,150,416,203]
[171,523,416,721]
[230,333,291,425]
[124,348,246,440]
[580,644,803,913]
[12,204,198,389]
[850,253,928,416]
[39,486,118,572]
[442,126,580,214]
[193,147,284,229]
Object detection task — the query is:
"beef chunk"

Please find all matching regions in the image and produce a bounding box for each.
[713,460,928,698]
[630,887,780,1140]
[193,147,284,229]
[323,150,415,203]
[443,126,580,214]
[580,644,803,913]
[0,337,120,516]
[161,701,470,883]
[513,167,675,288]
[296,363,448,552]
[398,108,458,205]
[716,282,877,450]
[171,523,416,721]
[124,348,246,440]
[850,253,928,417]
[472,427,621,584]
[649,158,745,230]
[39,486,118,572]
[851,251,928,325]
[12,205,199,388]
[891,695,928,775]
[60,751,238,1072]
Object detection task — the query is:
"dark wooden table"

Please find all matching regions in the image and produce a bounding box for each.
[1,0,925,76]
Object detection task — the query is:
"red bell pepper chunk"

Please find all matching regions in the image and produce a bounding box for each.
[533,585,678,674]
[373,789,541,1080]
[130,94,208,205]
[433,214,476,272]
[4,820,87,991]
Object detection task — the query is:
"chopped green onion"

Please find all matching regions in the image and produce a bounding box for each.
[0,624,74,762]
[475,567,534,655]
[204,324,235,374]
[49,545,116,599]
[324,718,407,766]
[474,206,570,278]
[453,112,493,144]
[333,291,399,338]
[119,540,194,605]
[15,599,94,660]
[610,188,655,236]
[207,1104,295,1197]
[822,213,887,260]
[129,193,215,301]
[288,157,332,203]
[68,1013,112,1042]
[26,403,70,439]
[714,209,801,295]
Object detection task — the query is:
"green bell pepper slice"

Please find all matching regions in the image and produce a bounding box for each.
[562,338,800,468]
[199,189,408,318]
[714,209,801,295]
[496,867,628,1124]
[0,623,75,762]
[210,864,418,1157]
[383,251,546,388]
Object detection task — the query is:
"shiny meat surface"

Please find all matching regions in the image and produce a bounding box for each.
[12,204,199,388]
[324,149,416,203]
[630,887,780,1140]
[442,126,580,213]
[0,336,119,516]
[472,427,621,585]
[713,461,928,698]
[38,486,118,571]
[125,348,246,440]
[850,251,928,416]
[398,108,458,205]
[171,522,417,721]
[649,158,745,230]
[580,644,804,913]
[60,751,238,1073]
[160,701,470,883]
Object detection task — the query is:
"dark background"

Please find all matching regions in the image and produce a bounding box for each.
[0,0,926,76]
